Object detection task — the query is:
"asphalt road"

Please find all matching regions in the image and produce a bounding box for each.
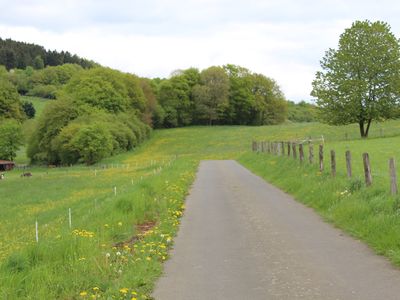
[153,160,400,300]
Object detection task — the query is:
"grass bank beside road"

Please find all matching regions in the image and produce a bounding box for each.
[239,141,400,266]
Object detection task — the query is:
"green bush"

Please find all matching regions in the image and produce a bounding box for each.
[0,79,25,120]
[0,119,23,160]
[70,123,113,165]
[27,84,58,99]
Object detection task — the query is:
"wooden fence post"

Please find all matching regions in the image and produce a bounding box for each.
[363,153,372,186]
[319,144,324,171]
[345,150,352,178]
[299,144,304,163]
[389,158,398,195]
[252,141,256,151]
[330,150,336,177]
[309,144,314,164]
[287,142,291,157]
[292,143,297,159]
[281,142,285,156]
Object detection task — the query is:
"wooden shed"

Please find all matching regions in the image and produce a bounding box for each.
[0,160,15,171]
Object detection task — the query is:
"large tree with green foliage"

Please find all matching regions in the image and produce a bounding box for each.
[158,75,192,127]
[311,20,400,138]
[222,64,255,124]
[0,120,23,161]
[193,66,229,125]
[251,73,287,125]
[0,79,25,120]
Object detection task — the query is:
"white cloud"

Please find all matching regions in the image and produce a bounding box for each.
[1,0,400,101]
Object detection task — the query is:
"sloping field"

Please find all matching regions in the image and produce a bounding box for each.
[2,121,400,298]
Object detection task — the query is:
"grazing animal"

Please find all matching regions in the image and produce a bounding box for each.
[0,173,4,180]
[21,172,32,177]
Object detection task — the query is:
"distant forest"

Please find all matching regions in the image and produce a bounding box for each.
[0,37,97,70]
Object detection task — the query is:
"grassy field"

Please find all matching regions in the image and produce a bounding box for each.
[2,120,400,298]
[15,96,51,165]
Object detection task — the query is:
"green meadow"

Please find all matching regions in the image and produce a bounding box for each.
[2,120,400,298]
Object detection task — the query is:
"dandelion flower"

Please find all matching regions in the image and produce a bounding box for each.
[80,291,88,297]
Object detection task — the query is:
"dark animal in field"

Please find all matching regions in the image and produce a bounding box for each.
[21,172,32,177]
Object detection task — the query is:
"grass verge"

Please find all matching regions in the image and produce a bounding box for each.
[239,151,400,267]
[0,158,197,299]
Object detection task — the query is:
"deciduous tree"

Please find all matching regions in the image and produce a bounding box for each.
[311,20,400,138]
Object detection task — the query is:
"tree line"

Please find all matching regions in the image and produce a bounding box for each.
[154,64,287,127]
[0,39,304,164]
[0,37,97,71]
[0,63,291,164]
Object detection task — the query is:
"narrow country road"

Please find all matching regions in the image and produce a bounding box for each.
[153,160,400,300]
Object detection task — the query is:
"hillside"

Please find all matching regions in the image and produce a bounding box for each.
[0,37,97,70]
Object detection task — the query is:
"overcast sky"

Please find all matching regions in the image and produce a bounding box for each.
[1,0,400,101]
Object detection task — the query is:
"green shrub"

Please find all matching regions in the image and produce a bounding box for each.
[27,84,58,99]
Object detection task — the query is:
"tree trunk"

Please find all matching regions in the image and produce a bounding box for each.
[365,119,372,138]
[359,121,365,138]
[359,119,372,138]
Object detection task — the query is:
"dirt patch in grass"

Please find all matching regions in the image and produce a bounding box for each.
[115,220,157,248]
